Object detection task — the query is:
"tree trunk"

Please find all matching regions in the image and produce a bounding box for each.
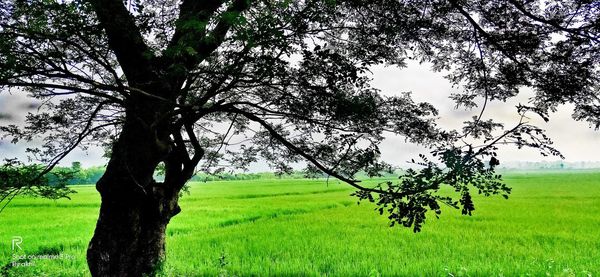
[86,188,179,276]
[86,112,181,277]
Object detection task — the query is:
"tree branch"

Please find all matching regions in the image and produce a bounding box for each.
[89,0,156,84]
[165,0,250,71]
[507,0,599,43]
[449,0,522,65]
[224,105,407,197]
[2,81,124,104]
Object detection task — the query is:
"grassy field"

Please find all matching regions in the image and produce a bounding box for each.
[1,171,599,276]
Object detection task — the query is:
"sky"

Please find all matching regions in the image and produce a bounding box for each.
[1,60,599,170]
[372,61,600,166]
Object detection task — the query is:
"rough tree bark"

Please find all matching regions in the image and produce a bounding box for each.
[86,106,184,276]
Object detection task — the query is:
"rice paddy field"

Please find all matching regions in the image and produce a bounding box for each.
[1,170,599,276]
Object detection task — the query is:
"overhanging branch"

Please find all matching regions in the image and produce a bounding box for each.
[224,105,407,197]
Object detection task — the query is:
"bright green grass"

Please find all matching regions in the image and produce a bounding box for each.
[1,171,599,276]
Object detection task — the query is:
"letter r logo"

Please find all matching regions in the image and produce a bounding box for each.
[12,236,22,250]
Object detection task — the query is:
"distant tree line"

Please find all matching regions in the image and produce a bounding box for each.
[50,162,317,185]
[50,162,107,185]
[49,161,600,186]
[498,161,600,170]
[52,162,405,185]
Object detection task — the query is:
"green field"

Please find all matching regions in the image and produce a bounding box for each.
[1,171,599,276]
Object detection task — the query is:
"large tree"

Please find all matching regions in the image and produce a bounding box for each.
[0,0,597,276]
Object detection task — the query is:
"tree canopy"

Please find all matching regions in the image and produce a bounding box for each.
[1,0,597,230]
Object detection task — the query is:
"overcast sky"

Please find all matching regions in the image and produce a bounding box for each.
[372,61,600,166]
[1,61,599,170]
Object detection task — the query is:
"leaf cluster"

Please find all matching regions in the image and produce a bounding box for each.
[0,159,76,213]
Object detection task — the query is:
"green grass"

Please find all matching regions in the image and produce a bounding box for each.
[1,171,600,276]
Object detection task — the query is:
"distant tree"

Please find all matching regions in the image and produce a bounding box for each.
[71,161,82,172]
[0,1,596,276]
[81,166,106,184]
